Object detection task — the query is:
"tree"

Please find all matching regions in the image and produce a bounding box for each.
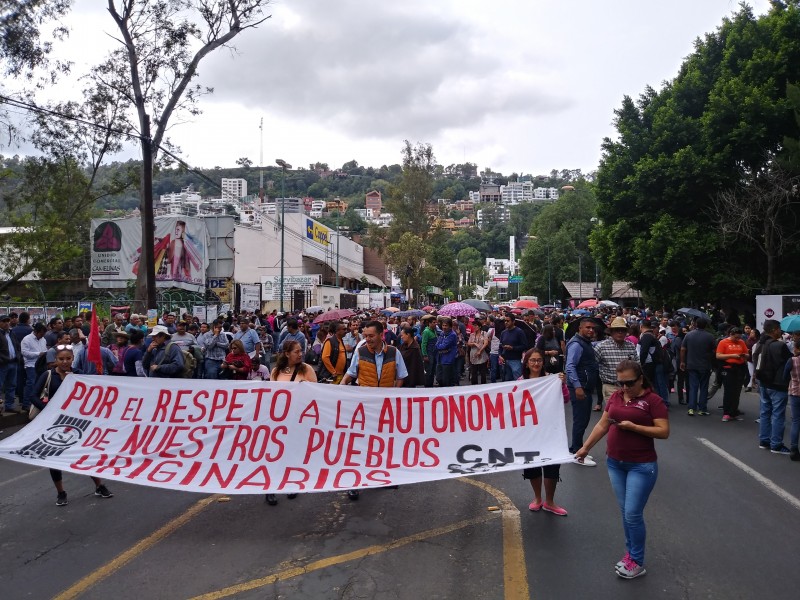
[383,140,436,242]
[519,183,597,303]
[594,2,800,304]
[98,0,272,310]
[0,156,107,290]
[236,157,253,170]
[0,0,70,79]
[711,165,800,292]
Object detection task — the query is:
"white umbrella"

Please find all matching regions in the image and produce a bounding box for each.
[598,300,619,308]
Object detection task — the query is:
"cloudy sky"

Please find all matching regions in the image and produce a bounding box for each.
[11,0,772,175]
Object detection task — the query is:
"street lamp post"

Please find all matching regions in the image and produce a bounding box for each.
[275,158,291,312]
[578,253,583,303]
[335,225,340,289]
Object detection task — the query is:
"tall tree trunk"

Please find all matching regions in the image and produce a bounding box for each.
[134,115,156,313]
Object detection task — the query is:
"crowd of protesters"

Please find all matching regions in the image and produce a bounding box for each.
[2,300,799,580]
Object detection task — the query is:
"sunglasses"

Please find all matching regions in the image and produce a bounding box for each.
[616,377,640,388]
[55,344,74,351]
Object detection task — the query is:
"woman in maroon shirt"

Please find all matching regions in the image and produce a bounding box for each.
[575,359,669,580]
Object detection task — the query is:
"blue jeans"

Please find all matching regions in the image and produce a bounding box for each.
[23,366,37,408]
[607,458,658,566]
[489,354,499,383]
[569,386,593,453]
[1,362,18,410]
[789,395,800,451]
[204,358,222,380]
[503,359,522,382]
[759,386,788,450]
[687,369,710,411]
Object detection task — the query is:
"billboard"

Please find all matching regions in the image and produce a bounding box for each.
[305,218,331,246]
[755,294,800,332]
[90,216,209,292]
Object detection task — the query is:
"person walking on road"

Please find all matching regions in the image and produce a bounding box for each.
[754,319,792,454]
[565,318,599,464]
[575,360,669,580]
[33,345,114,506]
[520,348,570,516]
[680,318,716,416]
[340,320,407,500]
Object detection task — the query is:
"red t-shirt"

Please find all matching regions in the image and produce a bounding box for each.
[605,389,668,463]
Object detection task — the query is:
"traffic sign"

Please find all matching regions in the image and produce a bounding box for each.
[509,276,523,283]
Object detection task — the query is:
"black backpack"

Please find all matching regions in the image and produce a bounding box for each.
[317,337,341,382]
[34,352,49,376]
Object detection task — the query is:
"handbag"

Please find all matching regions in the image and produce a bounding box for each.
[29,370,52,420]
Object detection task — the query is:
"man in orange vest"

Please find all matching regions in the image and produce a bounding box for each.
[339,319,407,499]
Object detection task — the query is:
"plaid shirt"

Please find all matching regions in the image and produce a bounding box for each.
[790,355,800,397]
[594,338,639,384]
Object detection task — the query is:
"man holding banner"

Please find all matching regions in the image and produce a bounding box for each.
[340,319,408,500]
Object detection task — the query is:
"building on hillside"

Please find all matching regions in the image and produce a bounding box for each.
[354,208,374,220]
[476,205,510,228]
[455,217,474,229]
[533,187,559,200]
[261,197,303,215]
[479,182,501,203]
[221,178,247,201]
[372,212,393,227]
[500,181,534,205]
[454,199,475,212]
[310,199,326,217]
[468,190,481,203]
[326,199,348,214]
[365,190,382,216]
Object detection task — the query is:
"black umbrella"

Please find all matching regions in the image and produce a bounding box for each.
[677,308,711,321]
[564,317,607,341]
[462,298,493,312]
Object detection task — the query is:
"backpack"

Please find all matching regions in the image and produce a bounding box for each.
[34,352,49,377]
[164,342,196,378]
[754,339,775,384]
[316,337,341,382]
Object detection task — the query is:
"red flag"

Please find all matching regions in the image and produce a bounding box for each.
[87,306,104,375]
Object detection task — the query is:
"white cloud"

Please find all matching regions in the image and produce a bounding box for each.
[3,0,776,175]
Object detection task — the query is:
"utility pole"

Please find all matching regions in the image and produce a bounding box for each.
[276,159,291,312]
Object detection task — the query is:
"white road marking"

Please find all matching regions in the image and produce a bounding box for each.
[697,437,800,510]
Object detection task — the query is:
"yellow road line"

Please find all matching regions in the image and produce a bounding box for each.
[460,477,530,600]
[188,512,499,600]
[52,495,220,600]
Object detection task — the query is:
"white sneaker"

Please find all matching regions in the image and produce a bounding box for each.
[574,456,597,467]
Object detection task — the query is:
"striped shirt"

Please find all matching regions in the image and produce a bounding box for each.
[594,338,639,384]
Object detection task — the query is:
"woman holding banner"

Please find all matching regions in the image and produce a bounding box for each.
[264,339,311,505]
[519,348,570,516]
[574,360,669,580]
[33,344,114,506]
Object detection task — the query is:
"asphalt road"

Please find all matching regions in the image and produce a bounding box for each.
[1,389,798,600]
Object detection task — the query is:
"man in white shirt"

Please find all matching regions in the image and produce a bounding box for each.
[21,323,48,410]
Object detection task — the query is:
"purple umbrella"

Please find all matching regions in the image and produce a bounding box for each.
[438,302,479,317]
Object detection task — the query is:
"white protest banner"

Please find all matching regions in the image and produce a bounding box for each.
[0,376,572,494]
